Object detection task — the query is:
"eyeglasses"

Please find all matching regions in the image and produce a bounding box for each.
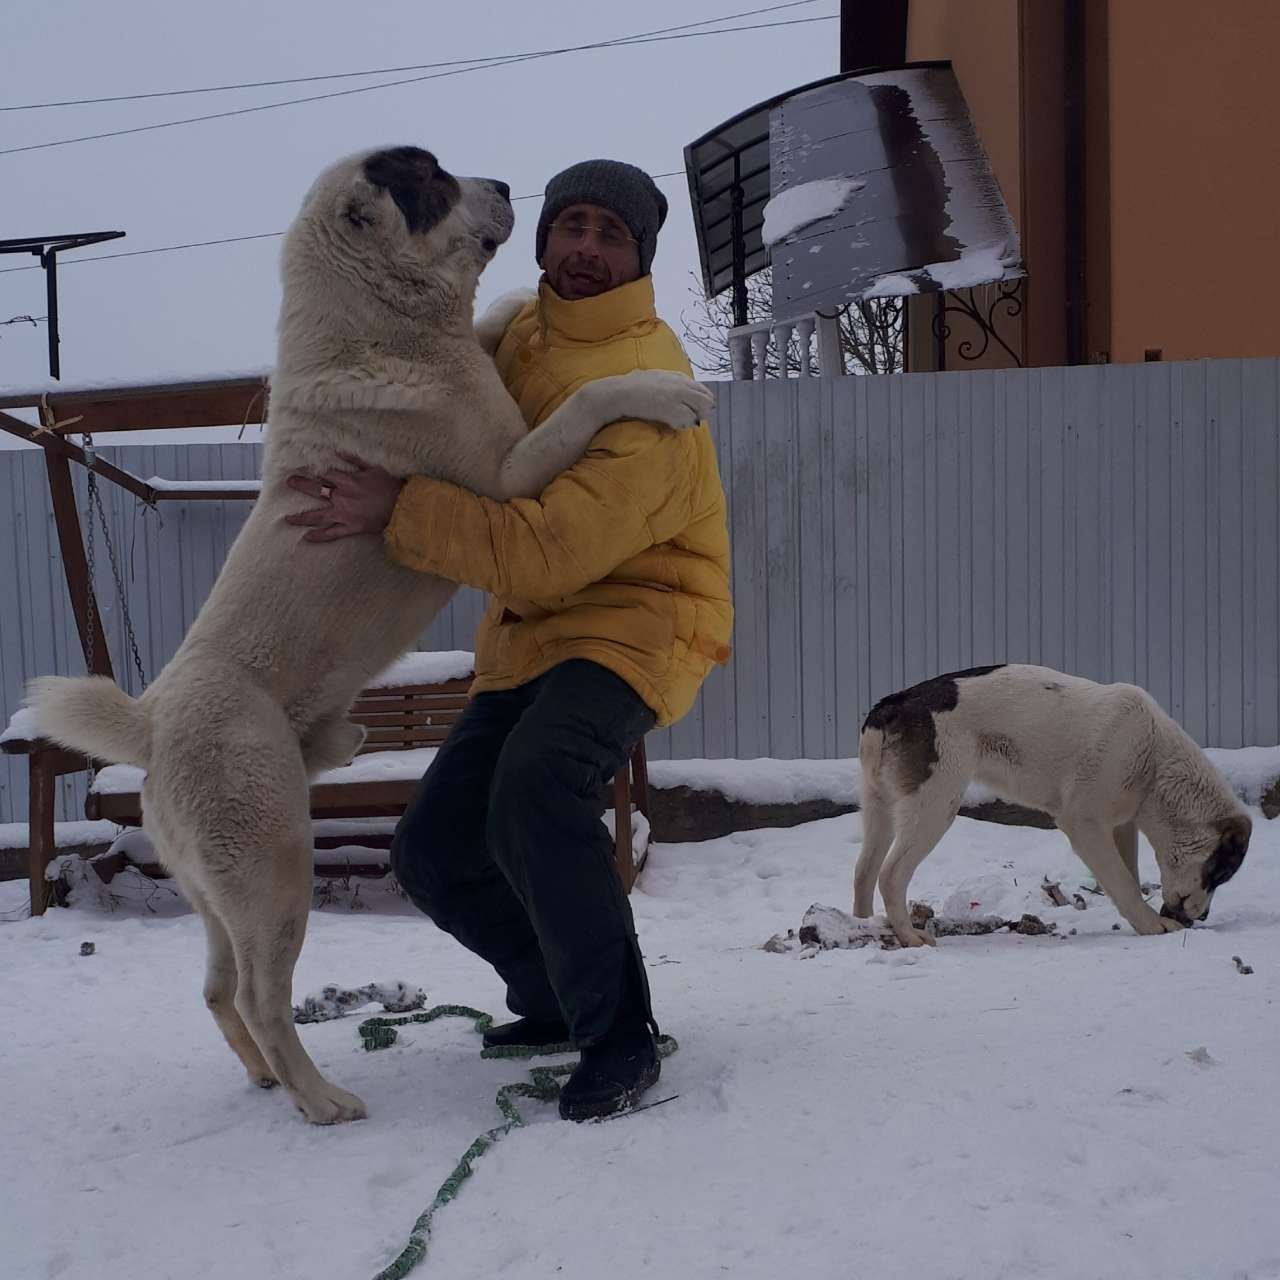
[547,216,637,251]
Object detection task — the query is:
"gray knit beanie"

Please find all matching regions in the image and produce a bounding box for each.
[535,159,668,275]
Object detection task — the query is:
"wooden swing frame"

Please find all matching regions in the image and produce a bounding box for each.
[0,375,652,912]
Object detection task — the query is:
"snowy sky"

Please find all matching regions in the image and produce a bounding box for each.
[0,1,836,400]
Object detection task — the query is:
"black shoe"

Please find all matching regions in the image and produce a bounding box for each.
[481,1016,572,1052]
[558,1018,660,1122]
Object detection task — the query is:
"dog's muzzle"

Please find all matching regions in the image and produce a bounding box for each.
[1161,898,1208,926]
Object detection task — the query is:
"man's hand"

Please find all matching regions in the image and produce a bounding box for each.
[284,453,404,542]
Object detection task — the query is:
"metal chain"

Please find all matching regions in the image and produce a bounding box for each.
[78,432,150,808]
[80,432,100,792]
[81,432,98,679]
[89,479,147,691]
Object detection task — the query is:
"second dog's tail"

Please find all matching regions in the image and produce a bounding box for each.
[24,675,151,769]
[853,725,894,917]
[858,720,884,778]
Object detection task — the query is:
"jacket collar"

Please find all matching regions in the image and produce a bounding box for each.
[536,275,656,344]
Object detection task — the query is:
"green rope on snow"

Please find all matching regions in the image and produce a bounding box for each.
[357,1003,495,1052]
[348,1002,676,1280]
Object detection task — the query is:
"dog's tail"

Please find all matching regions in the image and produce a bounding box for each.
[857,723,891,823]
[858,721,885,779]
[853,725,894,918]
[24,675,151,769]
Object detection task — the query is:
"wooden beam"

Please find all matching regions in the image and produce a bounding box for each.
[28,752,57,915]
[44,451,116,679]
[0,376,269,435]
[1,741,88,774]
[0,411,157,503]
[613,769,635,892]
[631,741,651,820]
[83,791,136,824]
[149,487,258,502]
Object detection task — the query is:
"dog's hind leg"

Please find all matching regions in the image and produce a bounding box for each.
[183,876,278,1089]
[853,782,895,918]
[879,774,966,947]
[142,801,279,1089]
[181,714,367,1124]
[207,821,367,1124]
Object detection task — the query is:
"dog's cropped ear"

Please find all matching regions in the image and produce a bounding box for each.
[362,146,455,235]
[1202,813,1251,890]
[342,196,376,231]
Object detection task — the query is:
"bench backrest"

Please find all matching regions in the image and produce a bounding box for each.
[347,677,471,753]
[2,678,473,762]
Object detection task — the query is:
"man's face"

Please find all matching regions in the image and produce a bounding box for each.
[540,202,642,300]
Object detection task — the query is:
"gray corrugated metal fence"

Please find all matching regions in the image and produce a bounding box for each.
[651,358,1279,763]
[3,357,1278,823]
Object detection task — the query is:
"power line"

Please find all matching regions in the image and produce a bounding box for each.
[0,232,285,272]
[2,2,822,111]
[0,171,689,273]
[0,13,835,157]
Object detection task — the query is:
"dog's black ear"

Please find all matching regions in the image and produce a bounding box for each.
[362,146,456,234]
[1202,814,1251,890]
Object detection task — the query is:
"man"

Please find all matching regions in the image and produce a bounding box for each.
[286,159,732,1120]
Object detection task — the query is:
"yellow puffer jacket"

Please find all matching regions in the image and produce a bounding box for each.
[384,276,733,726]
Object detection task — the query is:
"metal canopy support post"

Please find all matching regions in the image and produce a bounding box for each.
[1063,0,1088,365]
[42,249,60,379]
[730,154,748,329]
[0,231,126,379]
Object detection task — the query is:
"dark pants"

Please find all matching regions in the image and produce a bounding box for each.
[390,659,657,1045]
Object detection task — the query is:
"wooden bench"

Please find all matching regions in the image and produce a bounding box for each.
[3,669,652,914]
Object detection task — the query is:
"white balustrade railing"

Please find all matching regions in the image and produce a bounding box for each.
[726,311,845,380]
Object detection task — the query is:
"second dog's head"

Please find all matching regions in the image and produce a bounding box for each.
[1155,812,1251,926]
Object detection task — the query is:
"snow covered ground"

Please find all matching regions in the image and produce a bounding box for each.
[2,804,1278,1280]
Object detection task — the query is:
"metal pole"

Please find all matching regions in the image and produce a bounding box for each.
[42,248,60,380]
[841,0,910,73]
[730,155,748,329]
[1063,0,1088,364]
[840,0,857,72]
[933,294,947,372]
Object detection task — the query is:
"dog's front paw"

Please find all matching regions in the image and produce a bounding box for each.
[899,928,937,949]
[475,288,536,355]
[1132,911,1185,936]
[887,919,936,948]
[612,370,714,430]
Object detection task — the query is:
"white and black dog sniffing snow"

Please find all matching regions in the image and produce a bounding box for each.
[854,665,1250,947]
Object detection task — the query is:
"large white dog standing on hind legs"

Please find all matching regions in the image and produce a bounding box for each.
[25,145,712,1124]
[854,664,1251,948]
